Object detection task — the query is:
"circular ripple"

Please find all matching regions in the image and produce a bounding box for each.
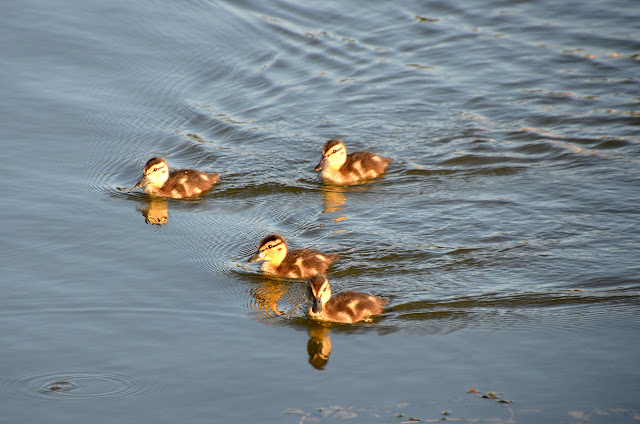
[5,372,172,401]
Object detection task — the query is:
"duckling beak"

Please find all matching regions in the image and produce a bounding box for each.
[315,157,328,171]
[312,296,323,313]
[247,251,263,264]
[135,175,149,188]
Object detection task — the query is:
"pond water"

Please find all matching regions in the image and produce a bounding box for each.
[1,0,639,422]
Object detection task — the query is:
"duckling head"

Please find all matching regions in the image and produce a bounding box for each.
[136,157,170,189]
[247,234,288,266]
[315,139,347,171]
[307,274,332,313]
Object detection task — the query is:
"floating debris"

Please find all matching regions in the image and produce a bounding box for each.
[414,15,438,22]
[478,390,513,404]
[37,380,77,394]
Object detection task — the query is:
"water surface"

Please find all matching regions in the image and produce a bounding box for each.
[1,0,639,422]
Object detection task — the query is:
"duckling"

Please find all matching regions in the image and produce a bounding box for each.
[315,139,392,184]
[135,157,219,199]
[247,234,338,279]
[307,274,387,323]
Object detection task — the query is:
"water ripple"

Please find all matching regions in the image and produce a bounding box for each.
[388,288,640,334]
[3,371,172,401]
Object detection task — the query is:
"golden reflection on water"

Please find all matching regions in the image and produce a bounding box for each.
[136,197,169,226]
[247,278,306,317]
[249,280,287,316]
[320,181,378,218]
[321,188,346,214]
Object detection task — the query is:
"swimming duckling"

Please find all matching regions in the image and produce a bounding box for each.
[247,234,338,279]
[315,139,392,184]
[136,157,219,199]
[307,274,387,323]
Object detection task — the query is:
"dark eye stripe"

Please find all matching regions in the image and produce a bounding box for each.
[326,146,342,156]
[148,164,166,174]
[262,241,282,251]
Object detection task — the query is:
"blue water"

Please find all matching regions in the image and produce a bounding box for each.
[1,0,639,422]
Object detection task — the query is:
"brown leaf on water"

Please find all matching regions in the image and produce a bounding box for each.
[468,388,479,393]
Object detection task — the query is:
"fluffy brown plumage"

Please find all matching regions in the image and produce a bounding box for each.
[307,275,387,323]
[315,139,392,184]
[247,234,338,279]
[136,157,219,198]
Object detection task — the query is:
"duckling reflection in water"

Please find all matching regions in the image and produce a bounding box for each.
[307,326,332,370]
[307,275,387,323]
[136,157,220,198]
[315,139,392,185]
[247,234,338,279]
[322,188,346,214]
[249,278,307,317]
[249,280,286,317]
[136,197,169,226]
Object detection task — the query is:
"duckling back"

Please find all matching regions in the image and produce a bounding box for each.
[277,248,339,279]
[341,151,392,181]
[156,169,220,198]
[323,290,387,323]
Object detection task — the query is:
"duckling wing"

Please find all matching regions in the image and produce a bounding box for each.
[163,169,220,197]
[343,152,392,180]
[280,249,339,278]
[328,291,386,322]
[176,169,220,185]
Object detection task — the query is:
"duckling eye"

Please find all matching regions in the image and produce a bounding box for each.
[332,149,338,154]
[267,244,273,249]
[153,167,159,172]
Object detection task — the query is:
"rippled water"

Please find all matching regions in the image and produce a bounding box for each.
[2,0,639,422]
